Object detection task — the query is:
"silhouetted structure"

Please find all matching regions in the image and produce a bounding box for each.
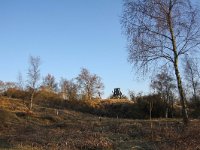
[112,88,122,99]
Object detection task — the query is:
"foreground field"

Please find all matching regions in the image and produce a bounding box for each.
[0,97,200,150]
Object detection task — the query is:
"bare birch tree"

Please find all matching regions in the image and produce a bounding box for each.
[76,68,104,100]
[121,0,200,123]
[60,78,78,100]
[17,72,24,90]
[42,74,57,92]
[184,56,200,101]
[27,56,41,110]
[0,80,4,96]
[151,70,176,118]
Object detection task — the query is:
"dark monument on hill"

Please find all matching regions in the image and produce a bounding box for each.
[112,88,122,99]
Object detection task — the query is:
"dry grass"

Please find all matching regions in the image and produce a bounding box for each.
[0,97,200,150]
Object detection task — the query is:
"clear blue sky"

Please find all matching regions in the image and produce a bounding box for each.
[1,0,198,98]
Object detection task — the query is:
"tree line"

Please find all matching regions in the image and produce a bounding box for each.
[0,55,200,119]
[0,56,104,110]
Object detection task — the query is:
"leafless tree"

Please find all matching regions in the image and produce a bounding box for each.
[0,80,4,96]
[17,72,24,90]
[151,70,176,118]
[128,90,136,102]
[184,56,200,101]
[42,74,57,92]
[121,0,200,123]
[4,82,16,89]
[27,56,41,110]
[60,78,78,100]
[0,81,16,93]
[76,68,104,100]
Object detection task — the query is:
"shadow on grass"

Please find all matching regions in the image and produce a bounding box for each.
[0,138,13,149]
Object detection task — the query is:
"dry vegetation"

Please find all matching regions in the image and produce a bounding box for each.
[0,97,200,150]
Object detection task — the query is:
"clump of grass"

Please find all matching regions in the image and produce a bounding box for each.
[0,109,20,124]
[40,114,60,123]
[0,138,13,149]
[15,111,27,117]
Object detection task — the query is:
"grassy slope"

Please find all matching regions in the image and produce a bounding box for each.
[0,97,200,150]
